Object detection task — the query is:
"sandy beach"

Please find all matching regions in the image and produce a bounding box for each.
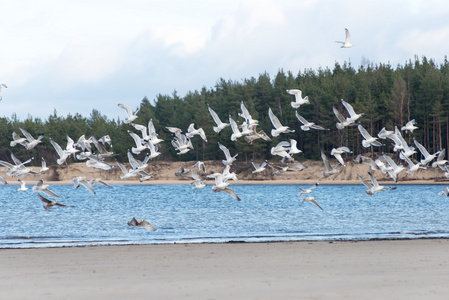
[1,239,448,300]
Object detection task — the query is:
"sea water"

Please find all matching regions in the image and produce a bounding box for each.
[1,184,448,248]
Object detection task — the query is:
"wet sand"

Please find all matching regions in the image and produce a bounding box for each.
[1,239,449,300]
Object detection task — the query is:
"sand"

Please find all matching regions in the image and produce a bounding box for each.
[1,239,449,300]
[1,159,448,186]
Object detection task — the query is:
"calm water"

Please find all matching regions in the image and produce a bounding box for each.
[1,184,449,248]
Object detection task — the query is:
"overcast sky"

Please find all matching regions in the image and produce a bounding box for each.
[1,0,449,120]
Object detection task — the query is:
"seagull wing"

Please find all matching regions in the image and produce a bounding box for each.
[341,99,356,117]
[357,124,373,140]
[268,108,282,129]
[223,187,241,201]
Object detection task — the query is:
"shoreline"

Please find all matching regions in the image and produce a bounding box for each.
[2,239,449,299]
[3,179,449,186]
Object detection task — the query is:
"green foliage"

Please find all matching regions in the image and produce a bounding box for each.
[2,56,449,165]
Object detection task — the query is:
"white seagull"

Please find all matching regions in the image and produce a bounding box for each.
[330,146,352,167]
[118,103,139,124]
[208,104,230,133]
[251,160,268,173]
[17,179,28,192]
[186,123,207,142]
[287,89,310,109]
[19,127,44,150]
[268,107,295,137]
[358,124,383,148]
[300,196,323,210]
[0,83,7,101]
[32,179,60,198]
[413,139,440,166]
[295,111,328,131]
[10,132,27,147]
[357,172,397,196]
[299,183,319,195]
[229,115,244,141]
[218,142,238,166]
[341,99,364,123]
[335,28,353,48]
[321,150,341,177]
[333,106,356,130]
[401,119,418,133]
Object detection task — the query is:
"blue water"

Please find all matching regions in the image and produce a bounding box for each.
[1,184,449,248]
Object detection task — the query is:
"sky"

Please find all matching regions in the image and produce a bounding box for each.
[1,0,449,121]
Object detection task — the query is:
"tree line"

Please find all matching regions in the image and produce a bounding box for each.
[1,55,448,166]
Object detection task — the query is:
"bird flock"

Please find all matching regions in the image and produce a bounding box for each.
[1,27,448,230]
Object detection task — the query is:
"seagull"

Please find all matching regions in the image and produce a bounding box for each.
[99,135,112,147]
[86,156,115,170]
[300,196,323,210]
[330,146,352,167]
[175,166,202,181]
[191,179,207,190]
[17,179,28,192]
[127,130,147,155]
[0,176,7,184]
[401,119,418,133]
[118,103,139,124]
[353,154,379,171]
[90,136,114,159]
[49,138,71,165]
[403,155,426,174]
[295,111,328,131]
[116,160,137,180]
[321,150,341,177]
[377,127,395,140]
[32,179,60,198]
[341,99,364,123]
[19,127,44,150]
[438,187,449,197]
[146,119,163,145]
[239,101,259,129]
[268,107,295,137]
[38,194,71,211]
[333,106,356,130]
[211,174,241,201]
[299,183,319,195]
[128,217,156,231]
[335,28,353,48]
[218,142,238,165]
[251,160,268,173]
[208,104,230,133]
[431,149,448,170]
[71,176,96,194]
[193,161,206,173]
[394,127,417,158]
[288,139,302,156]
[271,141,294,160]
[357,172,397,196]
[358,124,383,148]
[88,178,113,188]
[413,139,440,166]
[186,123,207,142]
[229,115,244,141]
[0,155,35,177]
[0,83,7,101]
[383,154,405,183]
[287,89,310,109]
[39,158,50,174]
[10,132,27,147]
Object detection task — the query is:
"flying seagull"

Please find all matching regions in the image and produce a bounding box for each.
[335,28,353,48]
[0,83,7,101]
